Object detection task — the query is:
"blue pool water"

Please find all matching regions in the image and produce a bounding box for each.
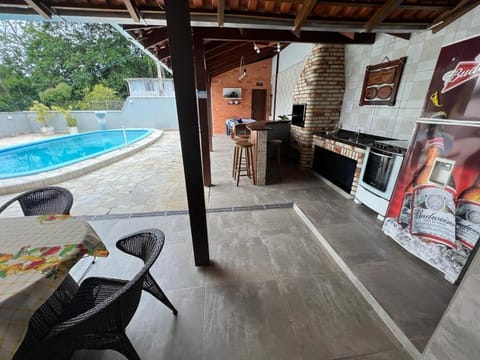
[0,129,152,179]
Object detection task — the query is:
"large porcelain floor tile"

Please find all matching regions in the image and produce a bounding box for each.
[202,281,301,360]
[277,274,401,360]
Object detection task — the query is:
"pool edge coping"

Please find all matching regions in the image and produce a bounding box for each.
[0,129,164,195]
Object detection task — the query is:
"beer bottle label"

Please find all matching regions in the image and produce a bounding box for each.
[398,192,412,227]
[411,184,457,249]
[455,200,480,250]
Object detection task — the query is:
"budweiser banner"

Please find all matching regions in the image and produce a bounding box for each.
[422,35,480,121]
[383,122,480,283]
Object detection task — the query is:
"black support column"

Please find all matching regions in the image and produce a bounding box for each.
[193,32,212,187]
[164,0,210,266]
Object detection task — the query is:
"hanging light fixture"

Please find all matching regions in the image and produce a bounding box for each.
[238,56,247,81]
[276,42,281,53]
[253,42,260,54]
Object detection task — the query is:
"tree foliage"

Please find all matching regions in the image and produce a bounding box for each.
[40,82,72,107]
[0,21,157,110]
[77,84,122,110]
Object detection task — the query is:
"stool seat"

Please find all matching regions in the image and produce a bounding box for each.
[232,141,255,186]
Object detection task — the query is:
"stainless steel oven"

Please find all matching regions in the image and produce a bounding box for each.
[355,140,409,219]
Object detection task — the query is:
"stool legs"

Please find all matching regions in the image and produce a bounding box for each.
[232,142,255,186]
[236,146,243,186]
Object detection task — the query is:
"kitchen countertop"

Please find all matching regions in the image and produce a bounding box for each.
[314,130,393,149]
[247,122,272,131]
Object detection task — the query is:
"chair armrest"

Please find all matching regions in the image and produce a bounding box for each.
[0,197,19,214]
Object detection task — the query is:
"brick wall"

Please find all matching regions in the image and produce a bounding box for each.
[211,58,272,135]
[291,44,345,168]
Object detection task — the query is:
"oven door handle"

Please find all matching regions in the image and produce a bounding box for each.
[369,149,395,158]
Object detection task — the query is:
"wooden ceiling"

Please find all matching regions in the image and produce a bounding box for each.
[0,1,478,77]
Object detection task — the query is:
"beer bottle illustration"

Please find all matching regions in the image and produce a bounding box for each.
[398,122,445,228]
[410,124,457,248]
[455,175,480,251]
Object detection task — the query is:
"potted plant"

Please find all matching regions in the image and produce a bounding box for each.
[30,101,54,135]
[277,114,289,121]
[52,105,78,134]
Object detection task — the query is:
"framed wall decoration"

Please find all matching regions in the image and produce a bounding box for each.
[359,56,407,106]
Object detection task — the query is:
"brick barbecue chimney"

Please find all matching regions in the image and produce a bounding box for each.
[290,44,345,168]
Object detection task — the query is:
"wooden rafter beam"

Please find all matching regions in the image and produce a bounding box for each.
[24,0,51,19]
[387,33,411,40]
[365,0,404,32]
[293,0,317,33]
[195,27,376,44]
[141,27,169,48]
[429,0,480,34]
[206,42,248,60]
[150,46,170,61]
[339,32,355,40]
[123,0,141,23]
[218,0,225,27]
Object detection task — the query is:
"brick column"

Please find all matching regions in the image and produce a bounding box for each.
[290,44,345,168]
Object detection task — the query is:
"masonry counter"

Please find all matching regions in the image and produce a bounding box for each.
[247,122,272,186]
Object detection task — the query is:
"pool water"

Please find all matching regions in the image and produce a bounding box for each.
[0,129,152,179]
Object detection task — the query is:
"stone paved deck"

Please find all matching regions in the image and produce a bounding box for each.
[0,130,188,216]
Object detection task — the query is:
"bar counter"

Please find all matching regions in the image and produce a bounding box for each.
[247,122,272,185]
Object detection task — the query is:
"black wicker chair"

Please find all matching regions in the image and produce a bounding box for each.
[29,229,169,360]
[0,186,73,216]
[117,230,178,315]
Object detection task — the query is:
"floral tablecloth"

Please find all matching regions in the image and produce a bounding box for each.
[0,215,108,359]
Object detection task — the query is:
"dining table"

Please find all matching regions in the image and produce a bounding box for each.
[0,215,108,359]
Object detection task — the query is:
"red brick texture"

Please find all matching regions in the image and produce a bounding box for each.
[211,58,272,135]
[290,44,345,168]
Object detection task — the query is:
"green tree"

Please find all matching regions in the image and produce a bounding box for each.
[0,21,156,110]
[77,84,123,110]
[39,82,72,107]
[0,64,37,111]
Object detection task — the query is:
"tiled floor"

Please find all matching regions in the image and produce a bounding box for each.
[2,131,457,357]
[70,209,412,360]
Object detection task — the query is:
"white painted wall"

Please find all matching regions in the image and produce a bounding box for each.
[340,6,480,140]
[0,96,178,137]
[270,43,313,120]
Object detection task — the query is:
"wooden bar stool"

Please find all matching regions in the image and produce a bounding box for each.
[268,139,282,181]
[232,140,255,186]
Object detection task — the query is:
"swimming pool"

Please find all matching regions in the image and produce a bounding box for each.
[0,129,152,179]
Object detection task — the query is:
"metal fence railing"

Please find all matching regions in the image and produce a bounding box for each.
[88,101,124,111]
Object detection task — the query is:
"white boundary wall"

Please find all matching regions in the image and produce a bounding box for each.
[0,96,178,137]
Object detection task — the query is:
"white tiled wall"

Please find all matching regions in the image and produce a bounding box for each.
[340,6,480,140]
[271,43,313,119]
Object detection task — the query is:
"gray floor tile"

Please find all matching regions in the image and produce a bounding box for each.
[202,281,301,360]
[277,274,399,360]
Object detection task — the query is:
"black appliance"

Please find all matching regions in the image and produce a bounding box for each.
[291,104,306,127]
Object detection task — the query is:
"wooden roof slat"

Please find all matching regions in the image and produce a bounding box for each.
[247,0,258,12]
[365,0,405,32]
[293,0,317,33]
[429,0,480,34]
[24,0,52,19]
[141,28,169,49]
[122,0,141,23]
[217,0,225,27]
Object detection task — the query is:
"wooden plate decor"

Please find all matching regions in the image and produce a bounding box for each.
[360,57,407,106]
[364,87,378,99]
[377,86,393,99]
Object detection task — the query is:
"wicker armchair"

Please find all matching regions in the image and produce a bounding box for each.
[117,230,178,315]
[29,229,168,360]
[0,186,73,216]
